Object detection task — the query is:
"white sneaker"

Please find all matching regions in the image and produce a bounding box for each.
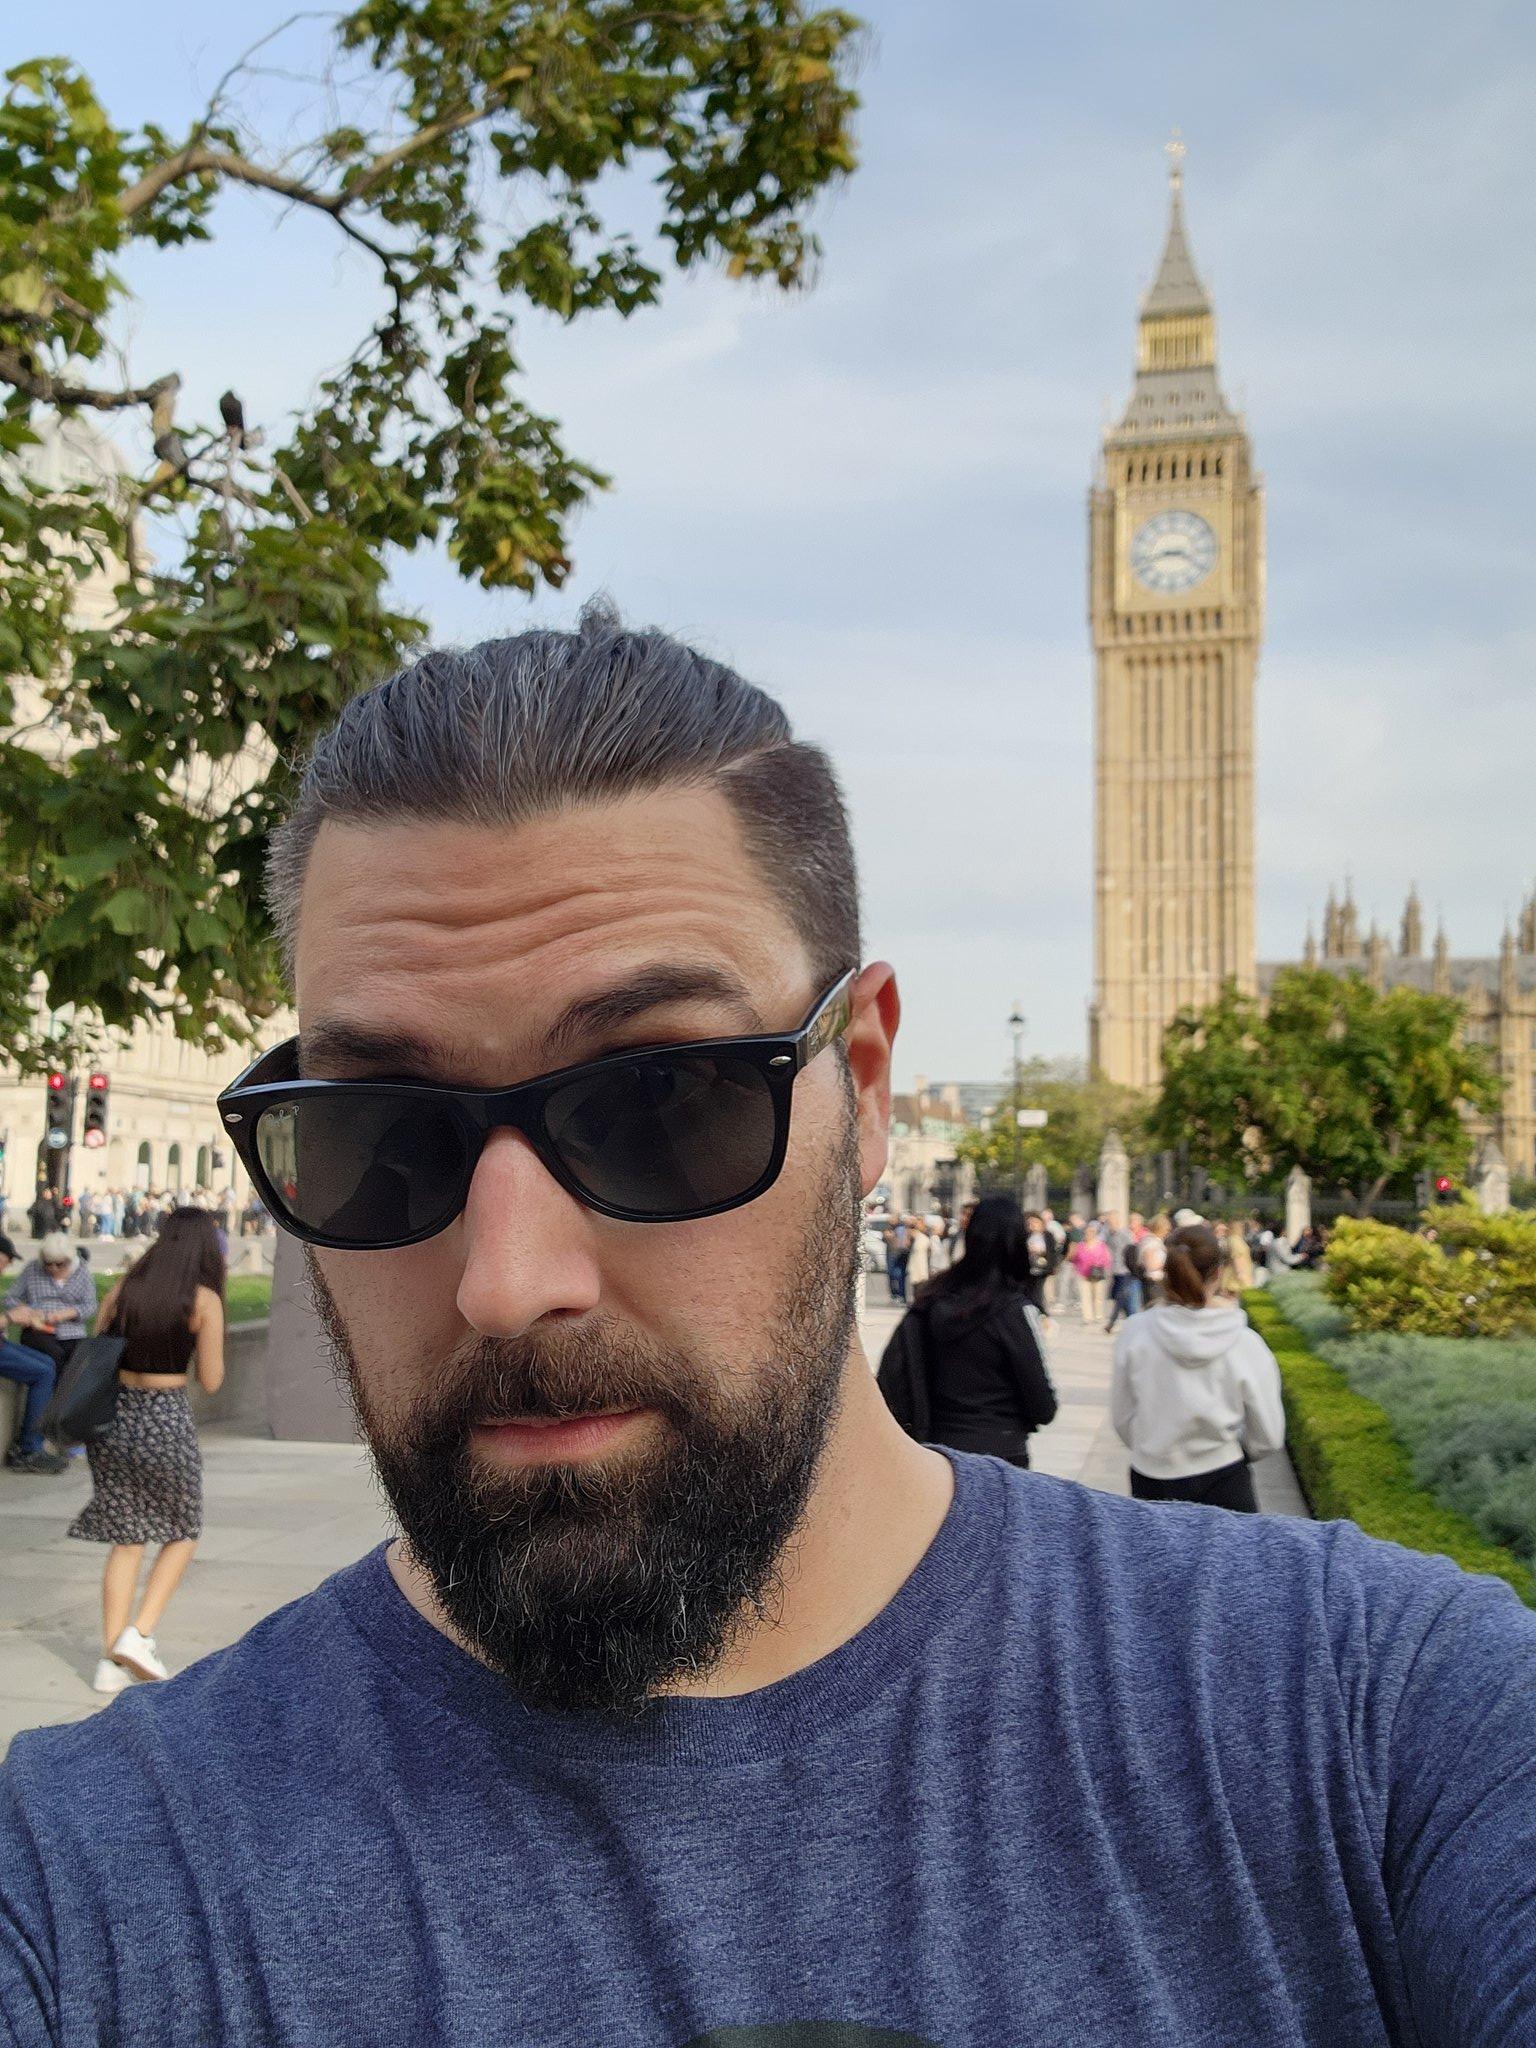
[111,1626,168,1682]
[92,1657,132,1695]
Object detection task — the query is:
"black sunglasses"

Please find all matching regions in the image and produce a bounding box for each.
[216,972,857,1251]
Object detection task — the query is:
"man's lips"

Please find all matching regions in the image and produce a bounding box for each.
[469,1408,650,1465]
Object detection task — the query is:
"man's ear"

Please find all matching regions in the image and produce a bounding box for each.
[843,961,900,1199]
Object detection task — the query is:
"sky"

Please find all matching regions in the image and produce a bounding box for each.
[9,0,1535,1090]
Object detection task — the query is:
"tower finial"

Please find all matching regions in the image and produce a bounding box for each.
[1165,130,1186,191]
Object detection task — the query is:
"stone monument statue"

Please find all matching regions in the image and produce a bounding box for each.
[1284,1164,1312,1244]
[1472,1137,1510,1217]
[1096,1128,1129,1220]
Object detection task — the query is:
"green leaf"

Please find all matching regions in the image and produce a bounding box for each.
[53,838,135,887]
[98,887,155,936]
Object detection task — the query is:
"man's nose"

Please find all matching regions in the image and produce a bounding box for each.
[454,1128,604,1338]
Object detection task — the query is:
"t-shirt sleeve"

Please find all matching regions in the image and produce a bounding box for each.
[0,1768,60,2045]
[1342,1532,1536,2044]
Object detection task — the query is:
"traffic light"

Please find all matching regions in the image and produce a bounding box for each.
[1434,1174,1455,1204]
[83,1072,110,1149]
[44,1072,73,1142]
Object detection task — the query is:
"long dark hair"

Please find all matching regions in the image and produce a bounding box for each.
[106,1208,226,1368]
[1163,1224,1222,1308]
[919,1194,1031,1304]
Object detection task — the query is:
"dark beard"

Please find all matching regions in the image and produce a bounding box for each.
[308,1111,861,1722]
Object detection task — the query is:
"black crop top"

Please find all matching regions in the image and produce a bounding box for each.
[106,1304,198,1378]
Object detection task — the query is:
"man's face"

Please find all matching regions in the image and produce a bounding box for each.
[294,784,895,1721]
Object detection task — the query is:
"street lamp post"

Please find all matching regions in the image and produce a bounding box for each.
[1008,1004,1025,1202]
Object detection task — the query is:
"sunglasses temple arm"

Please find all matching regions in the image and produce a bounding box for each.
[799,971,857,1068]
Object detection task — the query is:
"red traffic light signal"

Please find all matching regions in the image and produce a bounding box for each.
[45,1071,75,1138]
[1434,1175,1453,1194]
[83,1071,111,1149]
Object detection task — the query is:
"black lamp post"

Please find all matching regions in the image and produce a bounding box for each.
[1008,1005,1025,1201]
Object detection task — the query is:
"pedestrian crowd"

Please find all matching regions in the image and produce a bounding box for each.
[877,1194,1329,1516]
[23,1182,271,1243]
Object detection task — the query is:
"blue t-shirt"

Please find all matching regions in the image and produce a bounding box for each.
[3,1450,1534,2046]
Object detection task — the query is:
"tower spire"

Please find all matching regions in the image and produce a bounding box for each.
[1143,131,1211,321]
[1126,134,1229,406]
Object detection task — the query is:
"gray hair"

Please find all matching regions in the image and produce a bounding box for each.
[38,1232,74,1264]
[266,599,860,993]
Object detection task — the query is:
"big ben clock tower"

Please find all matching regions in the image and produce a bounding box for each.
[1089,137,1263,1089]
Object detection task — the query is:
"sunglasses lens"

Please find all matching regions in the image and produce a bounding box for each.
[254,1094,470,1246]
[542,1053,780,1217]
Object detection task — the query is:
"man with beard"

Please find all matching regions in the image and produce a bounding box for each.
[2,604,1533,2048]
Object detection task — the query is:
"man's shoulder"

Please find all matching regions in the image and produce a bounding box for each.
[985,1459,1524,1679]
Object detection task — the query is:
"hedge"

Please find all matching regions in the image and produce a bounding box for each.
[1247,1286,1536,1607]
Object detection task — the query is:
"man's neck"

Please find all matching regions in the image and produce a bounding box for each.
[385,1344,954,1701]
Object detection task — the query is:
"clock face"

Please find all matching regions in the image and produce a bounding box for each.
[1129,509,1218,593]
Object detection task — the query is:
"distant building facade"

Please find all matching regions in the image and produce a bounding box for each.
[881,1078,993,1215]
[1089,140,1263,1089]
[1259,882,1536,1177]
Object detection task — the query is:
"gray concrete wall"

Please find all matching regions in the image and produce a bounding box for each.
[263,1232,359,1443]
[187,1320,272,1436]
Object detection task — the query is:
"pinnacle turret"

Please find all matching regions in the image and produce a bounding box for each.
[1399,885,1423,959]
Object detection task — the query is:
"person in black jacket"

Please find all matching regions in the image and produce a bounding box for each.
[878,1195,1057,1469]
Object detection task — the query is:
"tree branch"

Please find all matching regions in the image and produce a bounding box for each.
[341,72,530,203]
[119,65,530,225]
[0,351,177,415]
[117,144,346,221]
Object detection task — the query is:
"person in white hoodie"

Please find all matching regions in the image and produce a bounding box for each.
[1110,1222,1286,1514]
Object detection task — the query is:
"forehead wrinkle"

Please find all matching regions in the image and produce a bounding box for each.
[333,872,769,964]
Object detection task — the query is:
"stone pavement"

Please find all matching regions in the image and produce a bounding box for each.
[1,1277,1305,1755]
[0,1435,387,1755]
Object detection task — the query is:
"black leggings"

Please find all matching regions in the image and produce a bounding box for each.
[1130,1457,1258,1514]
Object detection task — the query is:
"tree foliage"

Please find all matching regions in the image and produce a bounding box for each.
[1148,968,1502,1214]
[953,1058,1150,1190]
[0,3,862,1068]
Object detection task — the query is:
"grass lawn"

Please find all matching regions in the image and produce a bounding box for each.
[90,1270,272,1323]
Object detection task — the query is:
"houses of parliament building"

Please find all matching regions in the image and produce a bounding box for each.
[1089,142,1534,1178]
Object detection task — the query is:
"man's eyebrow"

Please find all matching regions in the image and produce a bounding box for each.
[297,1021,458,1079]
[545,965,764,1062]
[297,967,765,1082]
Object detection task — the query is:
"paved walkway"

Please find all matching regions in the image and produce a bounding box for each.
[1,1278,1306,1754]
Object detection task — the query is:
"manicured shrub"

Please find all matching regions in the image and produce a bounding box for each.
[1325,1208,1536,1337]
